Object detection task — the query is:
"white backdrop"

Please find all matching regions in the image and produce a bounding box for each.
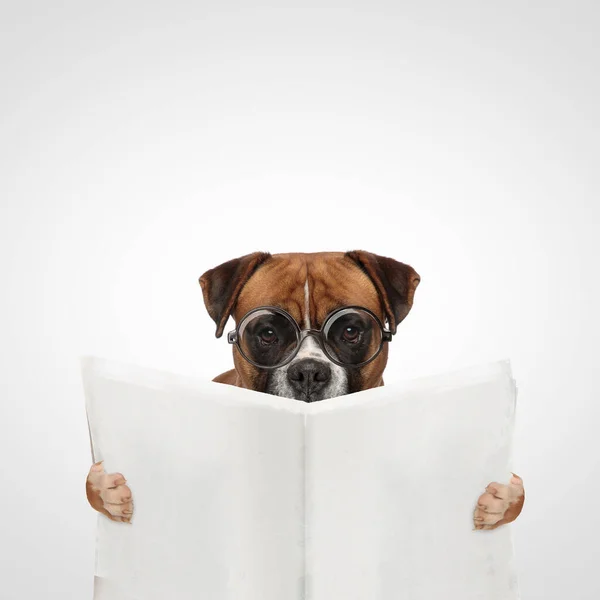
[1,1,598,599]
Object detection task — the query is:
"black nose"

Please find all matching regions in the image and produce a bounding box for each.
[287,358,331,401]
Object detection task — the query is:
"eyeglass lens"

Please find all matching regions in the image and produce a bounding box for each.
[237,307,383,367]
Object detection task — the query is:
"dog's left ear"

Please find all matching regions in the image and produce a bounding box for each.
[344,250,420,335]
[199,251,272,338]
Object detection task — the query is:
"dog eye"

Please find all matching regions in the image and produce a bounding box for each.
[259,328,278,345]
[342,326,361,343]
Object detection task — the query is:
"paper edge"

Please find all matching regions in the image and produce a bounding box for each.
[79,355,306,414]
[80,356,516,417]
[306,358,515,414]
[82,354,519,597]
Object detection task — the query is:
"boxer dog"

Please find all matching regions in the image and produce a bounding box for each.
[86,250,525,531]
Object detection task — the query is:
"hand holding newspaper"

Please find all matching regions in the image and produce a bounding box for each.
[81,356,520,600]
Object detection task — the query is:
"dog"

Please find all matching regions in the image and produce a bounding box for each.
[86,250,525,531]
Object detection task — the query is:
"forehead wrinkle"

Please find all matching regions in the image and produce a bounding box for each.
[236,253,384,326]
[315,260,381,316]
[288,298,304,325]
[236,257,302,310]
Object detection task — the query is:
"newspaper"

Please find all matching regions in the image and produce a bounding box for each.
[81,356,519,600]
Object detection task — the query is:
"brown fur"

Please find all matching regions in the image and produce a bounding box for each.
[87,250,523,529]
[204,251,415,392]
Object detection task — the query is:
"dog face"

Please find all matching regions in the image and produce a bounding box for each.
[199,251,420,402]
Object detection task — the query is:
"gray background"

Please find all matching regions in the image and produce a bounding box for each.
[1,1,598,598]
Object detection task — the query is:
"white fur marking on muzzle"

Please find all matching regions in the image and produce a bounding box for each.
[267,335,348,400]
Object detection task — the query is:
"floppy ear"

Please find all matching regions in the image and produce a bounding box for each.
[344,250,420,335]
[199,251,272,338]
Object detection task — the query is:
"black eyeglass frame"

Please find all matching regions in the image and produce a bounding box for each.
[226,304,393,370]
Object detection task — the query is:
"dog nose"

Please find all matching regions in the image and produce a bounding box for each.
[287,358,331,401]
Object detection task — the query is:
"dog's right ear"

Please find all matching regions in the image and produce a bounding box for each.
[199,251,272,338]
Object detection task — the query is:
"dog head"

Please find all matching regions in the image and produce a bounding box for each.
[199,251,420,402]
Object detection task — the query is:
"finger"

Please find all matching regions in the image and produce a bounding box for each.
[90,460,105,473]
[509,473,525,498]
[104,500,134,518]
[100,484,132,505]
[510,472,523,485]
[476,493,506,514]
[110,515,130,523]
[87,461,106,488]
[101,473,127,489]
[486,482,509,500]
[474,509,503,525]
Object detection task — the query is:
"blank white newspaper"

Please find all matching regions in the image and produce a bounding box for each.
[81,356,520,600]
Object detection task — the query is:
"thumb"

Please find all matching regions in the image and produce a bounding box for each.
[509,472,524,497]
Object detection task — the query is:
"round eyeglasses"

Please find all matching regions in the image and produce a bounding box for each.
[226,305,392,369]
